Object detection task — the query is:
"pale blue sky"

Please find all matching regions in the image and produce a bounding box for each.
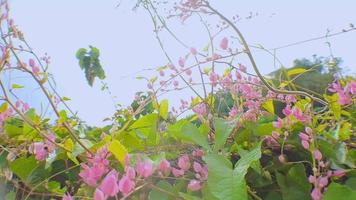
[9,0,356,125]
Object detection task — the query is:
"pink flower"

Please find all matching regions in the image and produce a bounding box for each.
[329,81,342,93]
[94,188,106,200]
[62,193,74,200]
[332,169,346,177]
[168,63,176,71]
[338,91,351,105]
[79,164,104,187]
[99,170,119,197]
[29,58,35,67]
[45,133,56,153]
[136,160,154,178]
[311,188,322,200]
[190,47,197,55]
[185,68,192,76]
[172,167,185,177]
[23,103,30,112]
[285,95,297,103]
[33,142,47,161]
[220,37,228,50]
[209,72,219,86]
[173,80,179,88]
[292,107,306,122]
[178,155,190,171]
[282,105,292,116]
[118,175,135,196]
[314,149,322,161]
[348,80,356,95]
[193,162,202,173]
[192,103,207,120]
[192,149,204,157]
[32,66,40,74]
[200,165,208,181]
[178,57,185,67]
[158,159,171,175]
[305,127,313,135]
[301,140,309,150]
[273,118,283,129]
[187,179,202,191]
[299,132,309,141]
[317,176,328,188]
[308,175,315,184]
[125,166,136,180]
[159,70,165,77]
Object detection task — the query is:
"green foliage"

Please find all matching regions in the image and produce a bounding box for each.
[204,142,261,200]
[76,46,106,86]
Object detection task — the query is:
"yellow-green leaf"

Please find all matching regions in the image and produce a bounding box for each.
[262,100,274,114]
[287,68,306,76]
[0,102,8,112]
[159,99,169,120]
[11,84,24,89]
[108,140,128,166]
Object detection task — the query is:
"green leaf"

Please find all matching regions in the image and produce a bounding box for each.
[159,99,169,120]
[324,183,356,200]
[0,102,8,112]
[130,114,158,129]
[213,117,233,151]
[9,156,37,183]
[47,181,67,195]
[108,139,128,166]
[149,181,174,200]
[181,123,209,150]
[5,191,16,200]
[179,192,201,200]
[262,100,275,114]
[287,68,307,76]
[11,84,24,89]
[204,142,261,200]
[4,119,23,137]
[276,163,311,200]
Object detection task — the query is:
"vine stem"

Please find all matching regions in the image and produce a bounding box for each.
[203,2,328,106]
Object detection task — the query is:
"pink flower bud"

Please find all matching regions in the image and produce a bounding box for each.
[29,58,35,67]
[190,47,197,55]
[318,176,328,188]
[301,140,310,150]
[311,188,322,200]
[158,159,171,175]
[220,37,228,50]
[299,132,309,141]
[314,149,322,161]
[118,175,135,196]
[308,175,315,183]
[125,166,136,180]
[178,155,190,171]
[193,162,202,173]
[159,70,165,76]
[305,127,313,135]
[172,167,184,177]
[178,57,185,67]
[187,179,202,191]
[192,149,204,157]
[99,170,119,197]
[136,160,154,178]
[332,169,346,178]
